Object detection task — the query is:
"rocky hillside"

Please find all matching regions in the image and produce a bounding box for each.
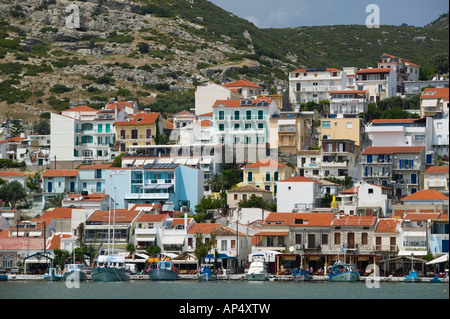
[0,0,448,123]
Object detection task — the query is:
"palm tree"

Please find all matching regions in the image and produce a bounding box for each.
[207,173,224,193]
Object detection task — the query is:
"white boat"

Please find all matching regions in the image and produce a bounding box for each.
[92,255,130,282]
[246,255,269,281]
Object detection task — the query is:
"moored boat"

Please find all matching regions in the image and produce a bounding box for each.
[148,259,179,281]
[291,268,313,282]
[91,255,130,282]
[404,269,421,283]
[44,268,62,282]
[327,262,360,282]
[63,263,87,282]
[197,265,217,281]
[246,255,269,281]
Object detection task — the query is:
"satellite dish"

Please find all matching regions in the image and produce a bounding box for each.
[289,246,295,253]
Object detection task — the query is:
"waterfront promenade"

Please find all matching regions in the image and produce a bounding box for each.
[2,274,448,283]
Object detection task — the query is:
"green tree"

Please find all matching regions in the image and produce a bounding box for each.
[45,193,65,209]
[194,195,225,214]
[206,173,224,192]
[0,180,27,208]
[126,243,136,256]
[193,232,216,269]
[146,244,161,256]
[53,249,70,269]
[237,194,276,211]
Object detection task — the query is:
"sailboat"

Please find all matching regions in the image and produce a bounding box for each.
[91,189,130,282]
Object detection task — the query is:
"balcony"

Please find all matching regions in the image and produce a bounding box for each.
[125,192,170,200]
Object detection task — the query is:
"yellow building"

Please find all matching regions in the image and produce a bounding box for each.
[424,166,449,193]
[114,112,164,152]
[269,117,311,155]
[242,159,293,197]
[320,117,363,147]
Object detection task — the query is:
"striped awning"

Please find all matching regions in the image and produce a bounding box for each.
[254,232,288,236]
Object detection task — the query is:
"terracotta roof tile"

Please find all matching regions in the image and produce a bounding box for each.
[114,112,160,126]
[401,190,449,201]
[332,215,377,226]
[403,213,441,221]
[222,80,262,89]
[278,176,321,184]
[212,97,273,108]
[88,209,141,223]
[78,164,112,170]
[62,105,97,113]
[243,159,288,169]
[362,146,424,155]
[375,218,400,233]
[356,68,393,74]
[263,212,335,227]
[42,169,79,177]
[187,223,221,234]
[228,185,271,193]
[424,166,449,173]
[137,214,168,222]
[420,88,449,100]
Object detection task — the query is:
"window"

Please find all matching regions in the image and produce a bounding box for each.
[362,233,368,245]
[334,232,340,245]
[97,124,103,133]
[120,129,126,139]
[346,122,353,129]
[219,111,224,120]
[231,240,236,249]
[265,171,271,181]
[234,110,240,120]
[258,110,264,120]
[267,236,274,247]
[131,129,138,139]
[258,123,264,129]
[146,128,152,139]
[234,123,240,130]
[221,240,227,251]
[322,234,328,245]
[234,194,238,200]
[219,124,225,131]
[322,121,331,128]
[247,171,253,182]
[368,188,374,194]
[105,124,111,133]
[245,123,251,130]
[295,234,302,245]
[246,110,252,120]
[415,135,425,141]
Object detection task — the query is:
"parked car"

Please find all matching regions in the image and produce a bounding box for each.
[0,268,6,274]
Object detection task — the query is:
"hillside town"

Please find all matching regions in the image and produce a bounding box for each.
[0,52,448,279]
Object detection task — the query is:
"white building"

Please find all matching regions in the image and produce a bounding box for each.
[276,176,321,212]
[355,67,396,102]
[289,67,347,105]
[194,82,243,116]
[378,53,421,94]
[329,90,369,118]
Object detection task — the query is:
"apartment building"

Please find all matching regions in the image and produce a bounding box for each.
[222,80,263,99]
[41,169,79,208]
[297,150,322,178]
[276,176,321,212]
[320,117,363,147]
[420,87,449,118]
[423,166,449,193]
[78,164,112,194]
[242,159,293,197]
[114,112,164,152]
[355,67,396,101]
[51,105,121,162]
[321,139,358,178]
[268,116,311,155]
[377,53,421,94]
[194,82,243,116]
[361,146,425,197]
[329,90,369,118]
[288,67,347,105]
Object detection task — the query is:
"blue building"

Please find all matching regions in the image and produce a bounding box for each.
[78,164,112,194]
[104,163,204,212]
[41,169,79,208]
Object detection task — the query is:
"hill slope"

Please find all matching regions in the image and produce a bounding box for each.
[0,0,448,123]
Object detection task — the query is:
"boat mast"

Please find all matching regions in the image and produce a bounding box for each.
[112,186,116,255]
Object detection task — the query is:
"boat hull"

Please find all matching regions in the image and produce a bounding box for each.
[197,274,217,281]
[294,275,312,282]
[328,272,359,282]
[91,267,130,282]
[44,275,62,282]
[404,278,422,283]
[246,272,269,281]
[63,270,87,282]
[148,268,178,281]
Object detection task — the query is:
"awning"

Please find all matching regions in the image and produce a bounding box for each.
[421,99,438,107]
[186,158,199,165]
[200,158,213,164]
[157,158,174,164]
[134,159,147,165]
[162,236,185,245]
[142,184,158,189]
[278,119,296,125]
[254,232,288,236]
[398,250,427,256]
[175,158,188,164]
[205,253,236,262]
[156,184,173,190]
[426,253,449,265]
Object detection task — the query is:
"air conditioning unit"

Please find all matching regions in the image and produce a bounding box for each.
[295,244,302,250]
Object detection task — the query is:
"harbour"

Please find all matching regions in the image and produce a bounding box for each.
[1,279,448,300]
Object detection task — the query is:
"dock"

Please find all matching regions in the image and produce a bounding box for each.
[2,274,448,283]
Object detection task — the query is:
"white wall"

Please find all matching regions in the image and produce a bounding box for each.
[276,181,319,212]
[195,82,241,116]
[50,113,75,161]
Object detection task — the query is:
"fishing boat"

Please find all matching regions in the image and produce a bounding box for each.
[148,259,179,281]
[327,262,360,282]
[63,263,87,282]
[430,275,442,283]
[91,189,129,282]
[291,268,313,282]
[246,255,269,281]
[91,255,130,282]
[404,269,422,283]
[197,264,217,281]
[44,268,62,282]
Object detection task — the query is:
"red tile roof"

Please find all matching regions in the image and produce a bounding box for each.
[291,68,341,73]
[332,215,377,226]
[137,214,168,222]
[78,164,112,170]
[227,185,271,193]
[222,80,262,89]
[187,223,221,234]
[114,112,160,126]
[88,209,141,223]
[371,119,419,124]
[403,213,441,221]
[425,166,449,173]
[62,105,97,113]
[0,237,45,250]
[420,88,449,100]
[243,159,288,169]
[0,172,29,177]
[331,90,367,94]
[356,68,393,74]
[375,218,400,233]
[362,146,424,155]
[401,190,449,201]
[42,169,79,177]
[212,97,273,108]
[278,176,321,184]
[263,212,335,227]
